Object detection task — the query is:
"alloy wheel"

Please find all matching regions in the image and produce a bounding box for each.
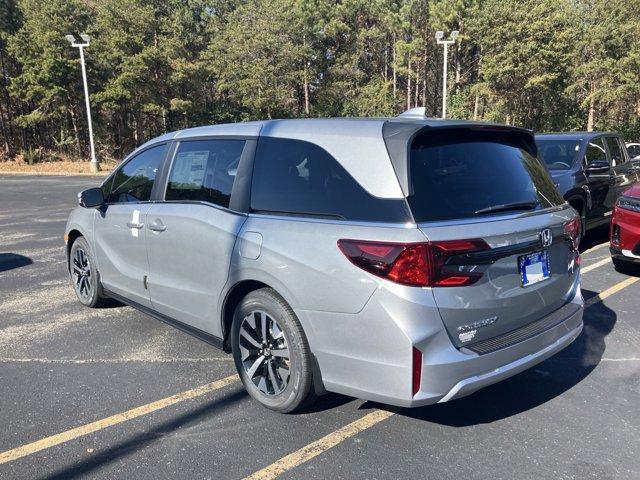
[72,247,92,300]
[238,310,291,396]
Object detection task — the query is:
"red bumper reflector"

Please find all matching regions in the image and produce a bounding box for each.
[412,347,422,397]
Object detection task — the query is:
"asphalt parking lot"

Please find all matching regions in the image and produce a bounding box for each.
[0,174,639,480]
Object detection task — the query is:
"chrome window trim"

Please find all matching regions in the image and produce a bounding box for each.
[153,199,248,217]
[247,212,416,229]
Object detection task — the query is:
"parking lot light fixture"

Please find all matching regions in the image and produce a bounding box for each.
[65,34,99,173]
[435,30,460,119]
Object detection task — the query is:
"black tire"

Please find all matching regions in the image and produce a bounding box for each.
[612,257,637,275]
[69,237,108,308]
[231,288,315,413]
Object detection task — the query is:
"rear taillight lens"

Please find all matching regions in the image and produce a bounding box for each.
[337,238,489,287]
[564,217,581,251]
[412,347,422,397]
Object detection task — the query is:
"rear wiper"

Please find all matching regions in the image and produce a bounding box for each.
[474,201,539,216]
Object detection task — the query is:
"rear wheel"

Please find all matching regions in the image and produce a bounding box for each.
[231,288,315,413]
[69,237,108,308]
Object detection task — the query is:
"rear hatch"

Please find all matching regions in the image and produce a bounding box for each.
[407,127,580,349]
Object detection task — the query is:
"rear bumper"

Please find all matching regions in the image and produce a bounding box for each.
[610,247,640,263]
[411,289,583,407]
[297,276,583,408]
[436,314,582,404]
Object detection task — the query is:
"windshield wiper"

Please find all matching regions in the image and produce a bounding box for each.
[474,201,539,216]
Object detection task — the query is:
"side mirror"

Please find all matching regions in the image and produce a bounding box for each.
[78,187,104,208]
[584,160,610,174]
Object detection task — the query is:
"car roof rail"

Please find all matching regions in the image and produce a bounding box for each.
[397,107,426,119]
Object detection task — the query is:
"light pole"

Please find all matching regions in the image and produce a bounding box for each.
[65,34,99,173]
[435,30,459,119]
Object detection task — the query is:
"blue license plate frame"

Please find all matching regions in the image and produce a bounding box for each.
[519,250,550,287]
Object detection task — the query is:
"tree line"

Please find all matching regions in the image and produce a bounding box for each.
[0,0,639,163]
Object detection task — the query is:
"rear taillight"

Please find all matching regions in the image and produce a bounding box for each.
[337,238,489,287]
[564,217,581,251]
[412,347,422,397]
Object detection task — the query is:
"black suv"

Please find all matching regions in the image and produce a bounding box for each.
[536,132,640,233]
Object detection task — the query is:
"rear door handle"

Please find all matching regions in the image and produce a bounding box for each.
[148,223,167,232]
[126,222,144,229]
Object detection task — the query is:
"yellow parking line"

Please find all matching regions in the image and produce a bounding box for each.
[243,276,640,480]
[581,257,610,274]
[584,276,640,308]
[0,374,238,465]
[244,409,396,480]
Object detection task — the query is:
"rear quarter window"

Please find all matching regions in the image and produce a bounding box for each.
[250,137,410,222]
[408,129,564,222]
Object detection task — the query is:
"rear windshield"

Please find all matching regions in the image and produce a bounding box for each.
[536,138,580,170]
[408,129,565,222]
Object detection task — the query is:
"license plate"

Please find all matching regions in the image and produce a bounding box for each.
[519,250,550,287]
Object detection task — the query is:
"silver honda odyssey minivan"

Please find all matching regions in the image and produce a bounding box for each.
[65,110,584,412]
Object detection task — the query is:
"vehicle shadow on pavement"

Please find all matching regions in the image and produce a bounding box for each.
[36,387,248,480]
[0,253,33,272]
[580,225,610,253]
[368,289,616,427]
[299,392,355,413]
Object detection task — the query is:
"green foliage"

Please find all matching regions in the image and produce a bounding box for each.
[0,0,640,162]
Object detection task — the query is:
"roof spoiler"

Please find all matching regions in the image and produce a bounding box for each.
[397,107,426,119]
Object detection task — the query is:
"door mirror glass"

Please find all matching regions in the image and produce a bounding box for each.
[584,160,610,174]
[78,187,104,208]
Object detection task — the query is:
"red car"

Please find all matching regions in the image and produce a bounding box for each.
[610,185,640,272]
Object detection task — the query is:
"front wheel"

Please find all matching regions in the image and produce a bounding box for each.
[231,288,315,413]
[69,237,108,308]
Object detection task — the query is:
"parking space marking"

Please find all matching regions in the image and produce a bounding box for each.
[0,357,233,364]
[0,374,238,465]
[244,409,396,480]
[601,357,640,362]
[243,274,640,480]
[0,232,632,471]
[584,276,640,308]
[581,257,611,273]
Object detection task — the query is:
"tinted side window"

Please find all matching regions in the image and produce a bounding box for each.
[605,137,624,165]
[165,139,245,208]
[250,137,410,222]
[584,138,607,166]
[536,139,580,170]
[108,144,166,203]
